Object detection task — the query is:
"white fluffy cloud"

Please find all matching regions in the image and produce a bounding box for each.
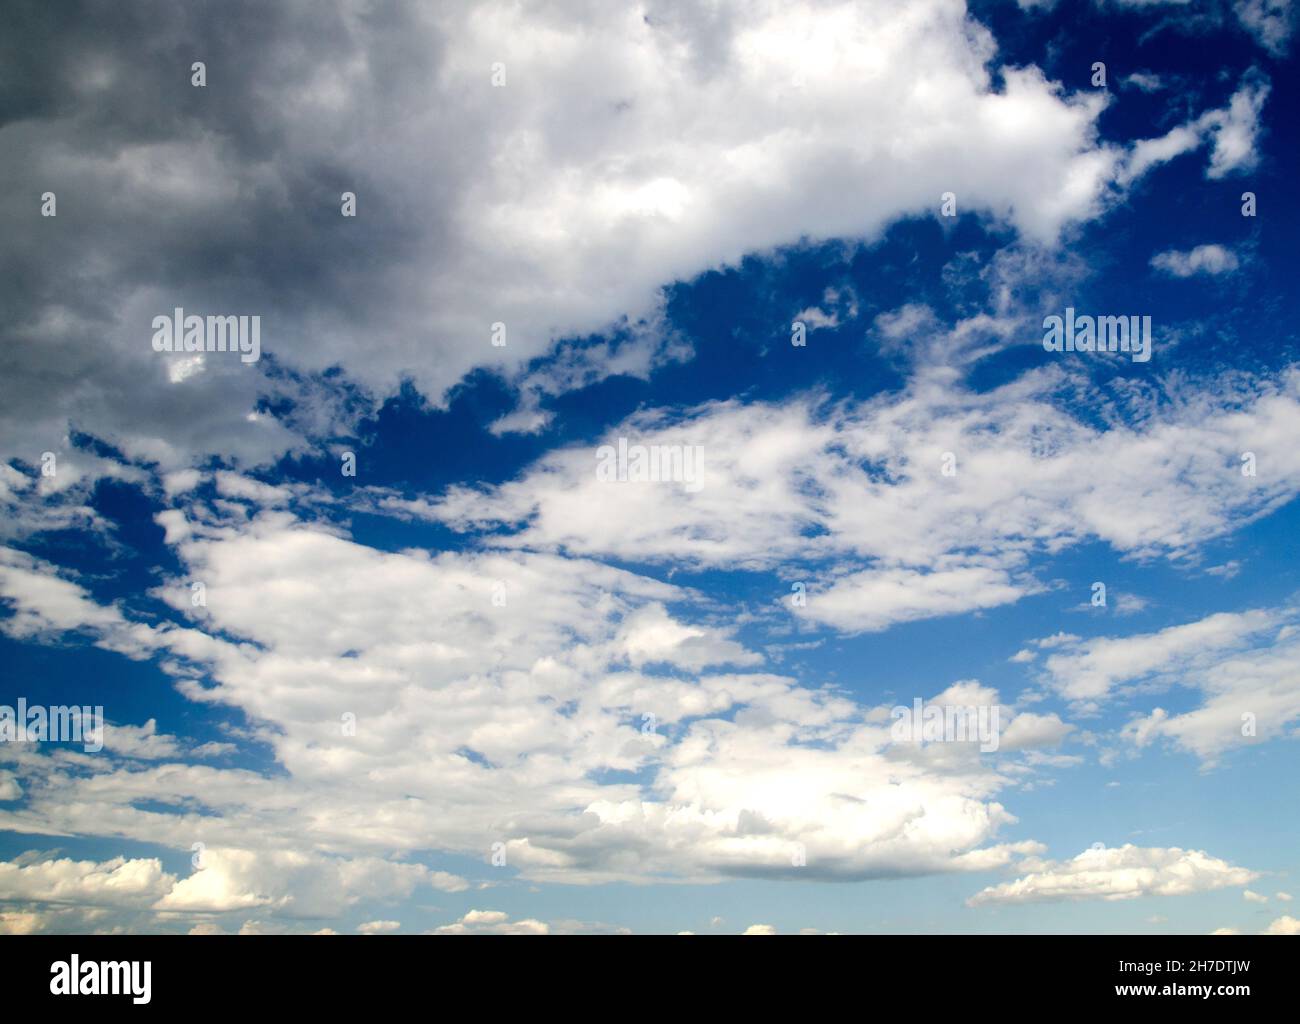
[0,503,1069,890]
[153,847,461,917]
[0,855,175,908]
[0,847,467,934]
[999,712,1074,752]
[967,844,1258,906]
[433,909,549,935]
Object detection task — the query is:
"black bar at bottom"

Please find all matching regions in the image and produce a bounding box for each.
[0,935,1287,1011]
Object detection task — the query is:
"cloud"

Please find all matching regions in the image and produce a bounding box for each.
[1232,0,1295,55]
[153,847,464,917]
[1199,73,1271,178]
[0,911,49,935]
[0,506,1062,888]
[4,359,1299,898]
[1119,125,1202,185]
[433,910,549,935]
[614,603,762,671]
[100,720,183,761]
[1150,244,1240,277]
[1216,914,1300,936]
[357,920,401,934]
[1,0,1159,481]
[1105,0,1293,56]
[0,2,1292,936]
[1116,75,1269,185]
[966,844,1258,906]
[999,713,1073,752]
[1037,608,1281,703]
[410,365,1300,635]
[795,566,1032,635]
[0,855,175,908]
[1120,71,1166,92]
[1031,605,1300,758]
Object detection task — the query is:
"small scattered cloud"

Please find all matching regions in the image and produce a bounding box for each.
[1151,245,1240,277]
[357,920,401,934]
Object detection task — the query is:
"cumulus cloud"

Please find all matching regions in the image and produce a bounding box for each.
[1,0,1262,484]
[153,847,462,918]
[999,713,1074,752]
[0,854,175,908]
[0,505,1062,889]
[0,1,1083,466]
[433,909,549,935]
[1,0,1293,937]
[967,844,1258,906]
[1215,915,1300,937]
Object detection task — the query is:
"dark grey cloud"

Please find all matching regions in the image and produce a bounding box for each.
[0,0,1201,476]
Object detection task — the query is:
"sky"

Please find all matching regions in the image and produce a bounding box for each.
[1,0,1299,936]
